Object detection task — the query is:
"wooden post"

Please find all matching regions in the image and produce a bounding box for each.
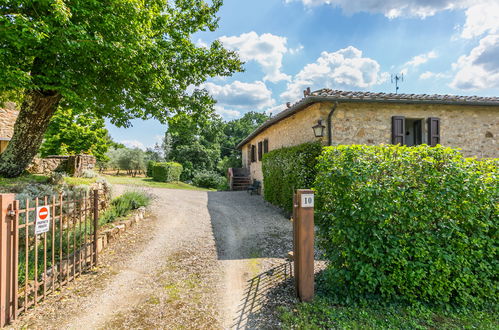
[293,189,315,302]
[0,194,16,327]
[93,190,99,265]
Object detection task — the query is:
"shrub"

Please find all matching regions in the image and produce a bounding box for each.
[192,170,227,189]
[81,169,98,178]
[314,145,498,308]
[99,190,151,225]
[152,162,183,182]
[146,160,156,177]
[262,142,322,212]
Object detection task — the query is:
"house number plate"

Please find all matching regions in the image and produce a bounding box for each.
[301,194,314,208]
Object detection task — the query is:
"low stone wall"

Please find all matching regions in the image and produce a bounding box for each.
[96,207,148,253]
[28,156,69,175]
[28,154,96,176]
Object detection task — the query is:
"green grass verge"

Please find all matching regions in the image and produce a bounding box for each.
[0,174,49,188]
[280,297,498,329]
[103,175,214,191]
[63,176,98,186]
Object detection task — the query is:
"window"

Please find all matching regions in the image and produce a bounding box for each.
[258,141,263,161]
[392,116,438,147]
[263,139,269,154]
[250,144,256,162]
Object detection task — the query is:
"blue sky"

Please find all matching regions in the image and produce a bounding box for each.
[108,0,499,149]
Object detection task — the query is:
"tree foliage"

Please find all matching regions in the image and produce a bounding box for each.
[166,110,269,179]
[0,0,242,176]
[105,147,146,176]
[40,108,112,161]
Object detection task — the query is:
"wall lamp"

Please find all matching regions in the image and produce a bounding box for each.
[312,119,326,138]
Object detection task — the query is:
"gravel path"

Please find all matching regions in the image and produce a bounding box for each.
[9,187,296,329]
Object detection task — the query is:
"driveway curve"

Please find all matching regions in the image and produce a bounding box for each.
[10,187,293,329]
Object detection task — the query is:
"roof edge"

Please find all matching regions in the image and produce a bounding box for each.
[236,95,499,149]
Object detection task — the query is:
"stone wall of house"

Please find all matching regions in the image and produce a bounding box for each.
[0,103,19,139]
[28,155,97,176]
[243,101,498,184]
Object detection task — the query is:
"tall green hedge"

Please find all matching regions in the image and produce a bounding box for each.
[152,162,183,182]
[262,142,322,212]
[146,160,156,177]
[314,145,498,308]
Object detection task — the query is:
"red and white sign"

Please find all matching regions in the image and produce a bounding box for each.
[35,206,51,235]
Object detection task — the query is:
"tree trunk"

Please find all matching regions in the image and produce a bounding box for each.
[0,90,62,177]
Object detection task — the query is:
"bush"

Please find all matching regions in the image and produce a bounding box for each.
[146,160,156,177]
[192,170,227,189]
[152,162,183,182]
[100,190,151,225]
[81,169,98,178]
[262,142,322,212]
[314,145,498,308]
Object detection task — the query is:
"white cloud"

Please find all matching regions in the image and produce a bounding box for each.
[285,0,470,18]
[461,1,499,39]
[219,32,292,83]
[281,46,387,100]
[215,106,241,119]
[202,80,275,110]
[121,140,145,150]
[419,71,450,80]
[404,51,438,68]
[450,34,499,90]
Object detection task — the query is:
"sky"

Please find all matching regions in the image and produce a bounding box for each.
[108,0,499,149]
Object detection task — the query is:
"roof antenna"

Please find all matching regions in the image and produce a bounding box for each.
[391,73,404,94]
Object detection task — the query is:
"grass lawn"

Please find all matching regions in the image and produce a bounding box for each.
[103,175,213,191]
[0,174,49,189]
[280,297,498,329]
[63,176,98,186]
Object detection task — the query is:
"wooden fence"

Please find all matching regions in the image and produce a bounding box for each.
[0,190,103,326]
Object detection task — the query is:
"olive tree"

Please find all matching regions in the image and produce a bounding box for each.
[0,0,242,177]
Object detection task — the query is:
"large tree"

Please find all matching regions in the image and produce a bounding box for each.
[0,0,242,177]
[40,108,112,161]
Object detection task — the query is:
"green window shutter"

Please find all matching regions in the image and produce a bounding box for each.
[258,141,263,161]
[391,116,406,145]
[427,117,441,146]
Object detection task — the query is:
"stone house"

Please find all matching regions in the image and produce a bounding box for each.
[237,89,499,185]
[0,102,19,153]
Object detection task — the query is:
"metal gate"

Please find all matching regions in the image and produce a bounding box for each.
[0,190,102,326]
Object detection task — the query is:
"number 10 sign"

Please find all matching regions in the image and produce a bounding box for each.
[301,193,314,208]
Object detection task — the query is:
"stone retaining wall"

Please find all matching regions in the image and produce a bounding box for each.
[28,154,96,176]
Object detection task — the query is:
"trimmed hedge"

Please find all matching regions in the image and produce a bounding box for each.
[146,160,156,177]
[152,162,183,182]
[314,145,498,308]
[262,142,322,212]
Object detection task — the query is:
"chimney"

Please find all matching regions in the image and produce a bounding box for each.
[303,87,311,97]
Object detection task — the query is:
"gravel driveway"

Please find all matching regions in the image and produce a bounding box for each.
[10,187,295,329]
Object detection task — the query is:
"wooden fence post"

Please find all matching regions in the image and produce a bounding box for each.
[293,189,315,302]
[93,190,99,265]
[0,194,16,327]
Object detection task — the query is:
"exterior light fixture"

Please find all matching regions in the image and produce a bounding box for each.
[312,119,326,138]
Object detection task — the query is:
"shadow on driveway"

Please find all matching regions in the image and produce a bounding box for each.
[207,191,293,261]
